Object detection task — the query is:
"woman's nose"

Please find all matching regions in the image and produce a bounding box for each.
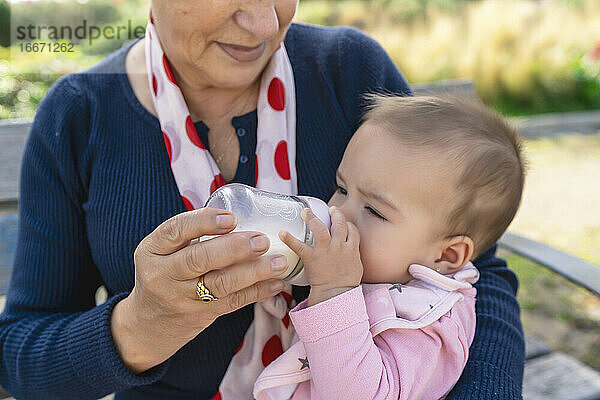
[234,2,280,42]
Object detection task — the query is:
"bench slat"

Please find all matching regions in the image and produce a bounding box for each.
[514,110,600,138]
[0,214,18,296]
[0,120,31,204]
[523,352,600,400]
[412,79,478,99]
[499,232,600,297]
[525,336,552,360]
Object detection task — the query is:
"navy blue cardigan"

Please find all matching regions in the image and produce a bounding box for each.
[0,23,524,399]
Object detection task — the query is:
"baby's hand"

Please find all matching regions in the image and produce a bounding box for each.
[279,207,363,306]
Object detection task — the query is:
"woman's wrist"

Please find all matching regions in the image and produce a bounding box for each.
[111,296,169,374]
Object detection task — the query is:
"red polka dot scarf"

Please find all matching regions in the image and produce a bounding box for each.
[145,10,298,210]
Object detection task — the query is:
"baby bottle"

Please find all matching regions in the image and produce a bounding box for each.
[203,183,331,286]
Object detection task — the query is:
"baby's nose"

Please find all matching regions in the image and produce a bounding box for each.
[335,203,355,225]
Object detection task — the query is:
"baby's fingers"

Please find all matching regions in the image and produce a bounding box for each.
[330,207,348,244]
[301,208,330,245]
[279,230,313,260]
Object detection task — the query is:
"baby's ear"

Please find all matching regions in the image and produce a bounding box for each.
[434,235,474,274]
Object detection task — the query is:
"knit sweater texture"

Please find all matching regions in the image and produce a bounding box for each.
[0,23,525,399]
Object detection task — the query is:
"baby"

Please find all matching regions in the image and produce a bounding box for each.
[216,94,525,400]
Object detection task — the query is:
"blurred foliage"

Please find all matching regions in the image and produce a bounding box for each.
[0,0,9,47]
[8,0,148,52]
[0,0,146,119]
[297,0,600,116]
[1,0,600,119]
[0,44,103,118]
[11,0,121,43]
[297,0,478,27]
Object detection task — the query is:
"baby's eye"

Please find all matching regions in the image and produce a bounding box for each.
[335,185,348,195]
[366,206,386,221]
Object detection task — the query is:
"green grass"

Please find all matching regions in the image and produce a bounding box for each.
[500,133,600,370]
[510,134,600,265]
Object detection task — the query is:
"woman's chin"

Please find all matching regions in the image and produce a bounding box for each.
[210,46,275,88]
[185,41,279,90]
[206,63,267,90]
[208,75,258,91]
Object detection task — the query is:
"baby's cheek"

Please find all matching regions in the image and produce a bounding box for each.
[359,236,411,283]
[358,241,380,278]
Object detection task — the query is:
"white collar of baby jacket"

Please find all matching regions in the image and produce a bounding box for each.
[361,262,479,335]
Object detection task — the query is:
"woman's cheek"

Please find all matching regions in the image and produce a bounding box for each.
[277,0,298,27]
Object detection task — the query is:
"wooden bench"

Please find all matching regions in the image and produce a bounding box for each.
[1,83,600,399]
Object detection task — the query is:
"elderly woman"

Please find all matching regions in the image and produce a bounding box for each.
[0,1,524,399]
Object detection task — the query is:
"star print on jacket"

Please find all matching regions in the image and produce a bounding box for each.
[389,284,403,294]
[298,357,309,370]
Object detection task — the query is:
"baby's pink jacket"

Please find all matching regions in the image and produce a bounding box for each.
[217,263,479,400]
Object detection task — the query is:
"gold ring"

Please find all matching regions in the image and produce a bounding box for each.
[196,274,218,302]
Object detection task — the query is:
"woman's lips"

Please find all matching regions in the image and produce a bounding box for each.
[218,42,266,62]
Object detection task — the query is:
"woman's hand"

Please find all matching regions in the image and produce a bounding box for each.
[279,207,363,306]
[111,207,288,373]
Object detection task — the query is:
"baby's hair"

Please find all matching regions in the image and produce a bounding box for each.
[362,93,526,259]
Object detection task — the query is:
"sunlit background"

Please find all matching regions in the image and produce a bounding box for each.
[0,0,599,371]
